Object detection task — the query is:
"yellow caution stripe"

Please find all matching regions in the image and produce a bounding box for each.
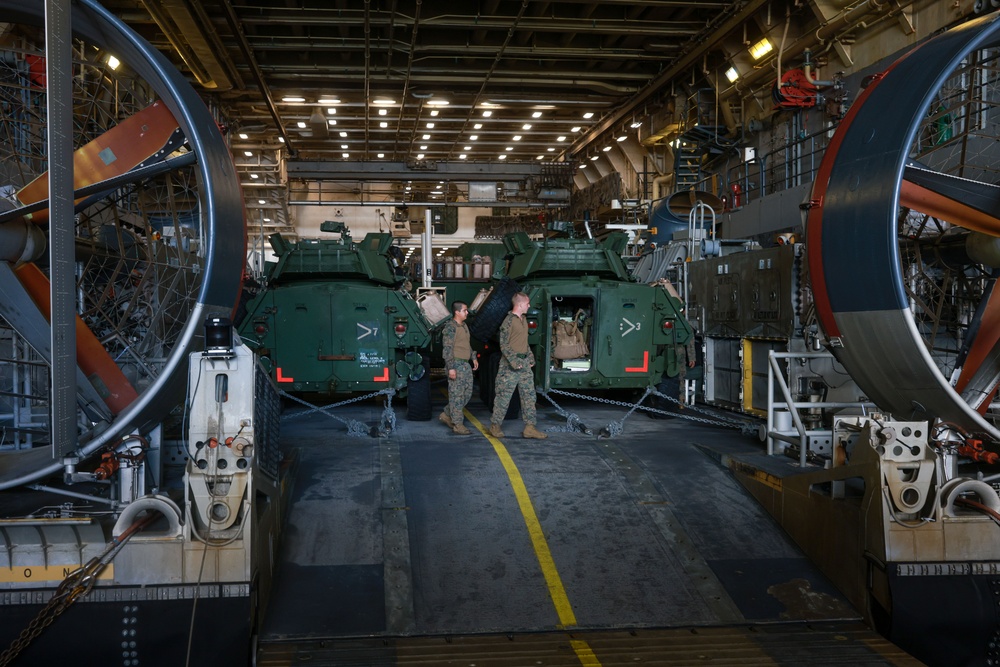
[466,410,601,667]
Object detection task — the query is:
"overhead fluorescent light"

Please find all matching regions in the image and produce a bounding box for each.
[378,108,388,116]
[482,110,493,117]
[513,135,522,141]
[426,122,435,128]
[498,154,507,160]
[339,131,347,137]
[749,38,773,60]
[590,155,599,161]
[422,134,431,140]
[725,66,739,83]
[474,123,483,129]
[505,146,513,151]
[532,111,542,118]
[630,120,642,129]
[282,96,306,103]
[244,150,253,156]
[469,135,478,141]
[459,154,467,160]
[380,121,388,128]
[342,153,349,158]
[536,155,544,160]
[327,108,337,115]
[106,55,121,70]
[296,121,306,128]
[557,136,566,142]
[319,98,340,105]
[617,136,626,142]
[463,146,471,151]
[522,124,532,130]
[417,153,425,159]
[377,153,385,158]
[372,98,396,105]
[571,126,582,132]
[427,98,450,106]
[238,133,248,139]
[420,145,428,150]
[583,112,594,119]
[430,110,439,116]
[602,146,612,152]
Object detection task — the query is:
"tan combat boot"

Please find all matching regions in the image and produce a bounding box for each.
[522,424,548,440]
[452,423,471,435]
[489,423,505,438]
[438,411,454,428]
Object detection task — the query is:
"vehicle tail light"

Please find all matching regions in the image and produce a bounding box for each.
[661,319,674,333]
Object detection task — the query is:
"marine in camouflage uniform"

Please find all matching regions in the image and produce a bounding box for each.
[675,335,697,405]
[490,292,547,439]
[440,301,478,435]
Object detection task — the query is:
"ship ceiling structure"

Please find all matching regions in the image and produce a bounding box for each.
[88,0,945,242]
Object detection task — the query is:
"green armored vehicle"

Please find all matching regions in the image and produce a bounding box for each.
[238,222,435,419]
[471,231,693,407]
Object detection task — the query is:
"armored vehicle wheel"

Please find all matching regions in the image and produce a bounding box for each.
[405,364,432,421]
[469,277,520,342]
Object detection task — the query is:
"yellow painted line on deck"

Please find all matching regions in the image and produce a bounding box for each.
[465,409,601,667]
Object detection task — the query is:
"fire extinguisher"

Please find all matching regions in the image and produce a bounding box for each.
[730,182,742,209]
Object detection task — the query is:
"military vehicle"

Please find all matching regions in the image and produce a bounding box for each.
[238,222,436,419]
[470,231,693,410]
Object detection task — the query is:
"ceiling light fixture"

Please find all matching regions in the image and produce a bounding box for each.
[244,150,252,156]
[498,154,507,160]
[602,145,612,152]
[106,55,121,70]
[630,120,642,129]
[238,133,248,139]
[372,98,396,105]
[327,108,336,115]
[422,134,431,140]
[420,145,428,150]
[532,111,542,118]
[459,154,467,160]
[571,126,582,132]
[377,153,385,158]
[426,99,450,106]
[340,131,348,137]
[557,136,566,142]
[342,153,349,158]
[470,135,478,141]
[749,38,773,60]
[590,155,599,161]
[378,108,387,116]
[430,110,439,116]
[296,121,306,128]
[522,124,532,130]
[380,121,388,128]
[282,96,305,103]
[617,135,627,142]
[583,112,594,119]
[328,119,337,126]
[505,146,513,151]
[474,123,483,129]
[417,153,425,159]
[725,66,739,83]
[426,122,435,128]
[482,110,492,117]
[513,135,521,141]
[463,146,471,151]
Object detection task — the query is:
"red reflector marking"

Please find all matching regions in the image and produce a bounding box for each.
[625,350,649,373]
[374,367,390,382]
[276,367,294,383]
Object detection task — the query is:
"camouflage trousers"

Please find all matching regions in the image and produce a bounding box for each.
[446,361,474,425]
[491,360,536,426]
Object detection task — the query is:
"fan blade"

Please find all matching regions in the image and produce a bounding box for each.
[901,164,1000,237]
[14,101,184,224]
[13,263,138,415]
[0,263,112,422]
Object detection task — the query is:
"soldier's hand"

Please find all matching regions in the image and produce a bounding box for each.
[448,369,457,380]
[472,359,479,371]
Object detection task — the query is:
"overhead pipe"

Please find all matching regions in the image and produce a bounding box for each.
[219,0,296,155]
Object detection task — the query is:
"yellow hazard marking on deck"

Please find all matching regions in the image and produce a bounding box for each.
[0,564,114,584]
[465,409,601,667]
